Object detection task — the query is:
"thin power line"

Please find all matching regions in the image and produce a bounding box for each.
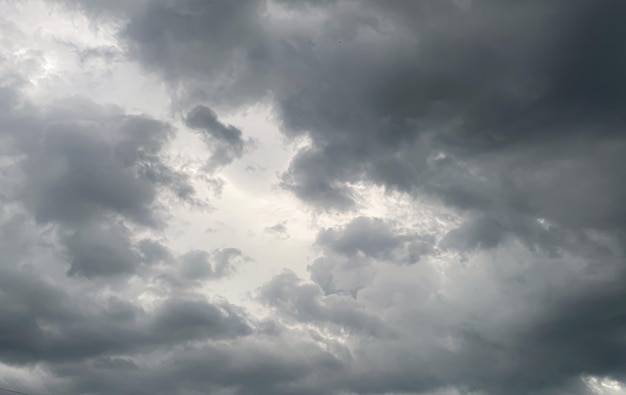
[0,387,36,395]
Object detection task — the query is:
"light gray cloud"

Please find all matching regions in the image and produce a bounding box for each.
[259,269,390,337]
[137,238,174,265]
[264,221,289,239]
[157,247,246,289]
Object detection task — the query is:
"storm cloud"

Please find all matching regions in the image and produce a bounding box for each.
[2,1,626,394]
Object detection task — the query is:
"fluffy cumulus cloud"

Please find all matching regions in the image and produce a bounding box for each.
[2,0,626,394]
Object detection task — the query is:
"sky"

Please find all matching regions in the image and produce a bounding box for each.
[0,1,625,394]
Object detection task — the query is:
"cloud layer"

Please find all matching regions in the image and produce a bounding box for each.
[2,1,626,394]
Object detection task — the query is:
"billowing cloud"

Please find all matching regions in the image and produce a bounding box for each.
[259,269,390,337]
[106,0,626,237]
[0,263,251,365]
[3,1,626,394]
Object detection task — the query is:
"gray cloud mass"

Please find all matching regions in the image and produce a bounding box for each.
[2,0,626,394]
[185,105,251,171]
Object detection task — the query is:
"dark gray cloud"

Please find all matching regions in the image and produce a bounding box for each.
[0,68,197,282]
[119,0,267,109]
[186,104,251,171]
[7,0,626,394]
[63,221,140,278]
[316,216,433,263]
[0,263,251,365]
[306,218,626,394]
[21,102,183,227]
[51,0,149,17]
[107,0,626,238]
[51,335,346,395]
[0,86,196,229]
[279,146,359,210]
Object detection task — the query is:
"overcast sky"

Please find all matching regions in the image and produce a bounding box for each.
[1,1,626,394]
